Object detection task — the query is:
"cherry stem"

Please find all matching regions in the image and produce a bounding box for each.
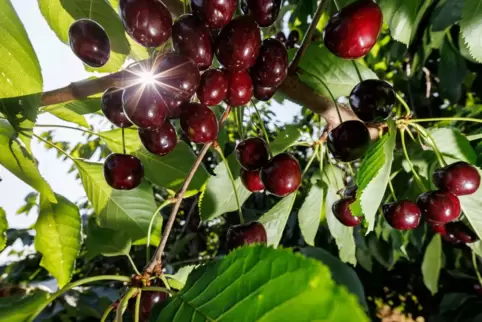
[406,117,482,124]
[100,304,115,322]
[116,287,138,322]
[126,254,141,275]
[160,274,172,291]
[352,61,364,83]
[251,100,270,145]
[395,93,412,117]
[235,106,245,139]
[302,145,319,177]
[388,179,397,201]
[332,0,341,10]
[409,123,447,167]
[142,286,174,294]
[289,0,329,74]
[122,127,126,154]
[146,200,172,263]
[143,107,232,275]
[472,251,482,286]
[134,290,141,322]
[32,133,75,162]
[34,124,96,136]
[400,127,427,192]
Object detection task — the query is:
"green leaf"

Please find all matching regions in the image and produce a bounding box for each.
[378,0,422,45]
[438,37,468,104]
[269,125,301,156]
[258,194,297,247]
[422,234,442,295]
[351,123,397,232]
[99,128,208,191]
[74,159,157,241]
[156,246,369,322]
[35,194,81,288]
[427,127,477,164]
[298,179,324,246]
[459,166,482,242]
[431,0,464,31]
[296,44,377,98]
[43,98,101,115]
[461,0,482,63]
[0,208,7,252]
[85,215,131,261]
[132,214,162,247]
[168,265,196,290]
[37,0,131,72]
[0,291,49,322]
[0,0,43,139]
[44,106,89,127]
[0,119,56,203]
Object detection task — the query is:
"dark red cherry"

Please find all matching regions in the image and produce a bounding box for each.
[132,287,168,322]
[253,83,277,101]
[122,85,167,129]
[165,97,184,119]
[138,122,177,156]
[152,53,201,101]
[235,137,269,171]
[226,221,267,251]
[417,190,461,224]
[430,223,447,235]
[225,70,253,106]
[251,38,288,87]
[68,19,110,67]
[274,31,287,43]
[191,0,237,29]
[240,0,282,27]
[327,120,370,162]
[332,198,362,227]
[433,161,481,196]
[474,284,482,296]
[215,16,261,71]
[172,14,213,70]
[261,153,301,197]
[119,0,172,48]
[240,169,265,192]
[196,69,228,106]
[349,79,396,122]
[446,222,479,244]
[101,87,132,128]
[180,102,218,143]
[104,153,144,190]
[323,0,382,59]
[287,30,300,44]
[382,200,421,230]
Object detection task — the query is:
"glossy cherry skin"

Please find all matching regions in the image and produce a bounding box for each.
[251,39,288,87]
[215,16,261,71]
[323,0,382,59]
[274,31,287,43]
[152,53,201,101]
[134,289,168,322]
[327,120,370,162]
[241,0,281,27]
[119,0,172,48]
[288,30,300,43]
[101,87,132,128]
[332,198,362,227]
[240,168,265,192]
[103,153,144,190]
[196,69,228,106]
[446,222,479,244]
[382,200,421,230]
[253,83,277,101]
[225,70,253,106]
[122,84,167,129]
[191,0,237,29]
[235,137,269,171]
[349,79,396,122]
[68,19,110,67]
[417,190,461,224]
[226,221,267,251]
[138,122,177,156]
[433,161,481,196]
[172,14,213,70]
[180,102,218,143]
[165,97,184,119]
[261,153,301,197]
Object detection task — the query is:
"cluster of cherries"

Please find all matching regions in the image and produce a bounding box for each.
[274,30,300,49]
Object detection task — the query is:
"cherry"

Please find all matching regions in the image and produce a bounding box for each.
[235,137,269,171]
[101,87,132,128]
[165,97,184,119]
[104,153,144,190]
[433,161,481,196]
[172,14,213,70]
[119,0,172,48]
[474,284,482,297]
[287,30,300,44]
[332,198,362,227]
[226,221,267,251]
[138,122,177,156]
[122,84,167,129]
[196,69,228,106]
[429,222,462,244]
[215,16,261,71]
[68,19,110,67]
[446,222,479,244]
[382,200,421,230]
[191,0,236,29]
[152,53,201,101]
[260,153,301,197]
[251,38,288,87]
[240,169,265,192]
[225,70,253,106]
[430,223,447,235]
[323,0,382,59]
[274,31,287,44]
[416,190,461,224]
[327,120,370,162]
[138,291,168,321]
[253,83,277,101]
[349,79,396,122]
[180,102,218,143]
[240,0,281,27]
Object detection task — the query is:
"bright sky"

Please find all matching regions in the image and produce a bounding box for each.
[1,0,300,231]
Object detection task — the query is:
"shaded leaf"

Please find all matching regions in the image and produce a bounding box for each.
[258,193,297,247]
[422,234,442,295]
[43,98,102,115]
[460,0,482,63]
[378,0,422,45]
[298,179,324,246]
[438,37,468,104]
[168,265,196,290]
[0,208,7,251]
[0,291,49,322]
[427,127,477,164]
[85,215,131,261]
[431,0,464,31]
[269,125,301,156]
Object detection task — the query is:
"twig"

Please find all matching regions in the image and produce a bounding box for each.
[422,67,432,98]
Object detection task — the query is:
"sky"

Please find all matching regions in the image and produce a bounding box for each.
[1,0,301,233]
